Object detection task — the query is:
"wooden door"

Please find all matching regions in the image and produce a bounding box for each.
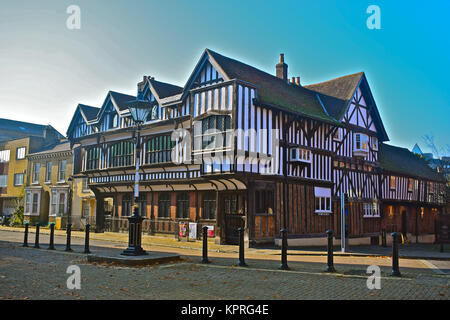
[223,193,246,244]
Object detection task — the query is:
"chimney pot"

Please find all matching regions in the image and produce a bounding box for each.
[291,77,295,84]
[296,77,300,85]
[280,53,284,63]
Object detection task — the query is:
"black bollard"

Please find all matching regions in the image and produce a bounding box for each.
[23,222,29,247]
[391,232,401,277]
[280,229,289,270]
[84,223,91,254]
[237,227,247,267]
[201,226,210,264]
[48,223,55,250]
[326,230,336,272]
[34,223,40,248]
[65,223,72,252]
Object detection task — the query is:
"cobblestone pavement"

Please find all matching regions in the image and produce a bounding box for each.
[0,230,449,300]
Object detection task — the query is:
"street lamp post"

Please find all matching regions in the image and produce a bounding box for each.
[121,90,150,256]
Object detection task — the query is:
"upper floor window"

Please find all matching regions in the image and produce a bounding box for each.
[46,162,52,182]
[110,141,134,167]
[333,128,343,141]
[354,133,369,152]
[86,147,99,170]
[32,163,40,183]
[408,178,414,192]
[14,173,24,186]
[371,137,378,151]
[112,114,119,128]
[428,181,434,194]
[0,175,7,187]
[390,176,396,190]
[58,160,66,182]
[194,115,232,151]
[146,135,175,164]
[16,147,26,160]
[0,150,10,163]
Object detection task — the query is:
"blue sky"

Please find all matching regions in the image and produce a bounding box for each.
[0,0,448,155]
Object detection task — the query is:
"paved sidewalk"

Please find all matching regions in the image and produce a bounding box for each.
[1,225,449,260]
[0,237,449,300]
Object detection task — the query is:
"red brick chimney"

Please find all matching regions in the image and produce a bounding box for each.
[276,54,288,82]
[296,77,300,86]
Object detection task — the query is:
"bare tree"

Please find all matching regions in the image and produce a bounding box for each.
[422,134,442,158]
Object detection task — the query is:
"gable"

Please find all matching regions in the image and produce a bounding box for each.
[344,87,377,132]
[182,50,228,98]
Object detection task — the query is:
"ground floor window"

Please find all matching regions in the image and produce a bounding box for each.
[363,202,380,218]
[122,194,132,216]
[158,193,171,218]
[82,200,90,218]
[25,190,40,215]
[176,193,190,219]
[50,189,68,216]
[314,187,332,214]
[202,193,216,220]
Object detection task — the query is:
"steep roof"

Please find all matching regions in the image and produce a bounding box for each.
[205,49,339,124]
[109,91,136,111]
[149,78,183,99]
[79,104,99,121]
[379,143,445,182]
[304,72,363,119]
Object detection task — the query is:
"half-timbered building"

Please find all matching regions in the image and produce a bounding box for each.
[67,49,446,246]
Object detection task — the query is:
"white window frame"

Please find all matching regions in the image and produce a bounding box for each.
[314,187,332,214]
[0,150,10,163]
[24,190,41,216]
[32,162,40,184]
[354,133,369,152]
[363,202,380,218]
[58,160,66,182]
[50,189,68,216]
[16,147,26,160]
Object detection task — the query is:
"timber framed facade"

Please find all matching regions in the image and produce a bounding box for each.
[66,49,446,246]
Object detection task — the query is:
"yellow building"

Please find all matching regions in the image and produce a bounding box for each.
[24,141,96,229]
[0,119,62,219]
[25,141,73,226]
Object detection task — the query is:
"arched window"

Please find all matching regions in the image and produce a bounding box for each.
[112,114,119,128]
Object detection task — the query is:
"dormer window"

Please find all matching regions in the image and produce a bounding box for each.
[353,133,369,157]
[289,147,311,163]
